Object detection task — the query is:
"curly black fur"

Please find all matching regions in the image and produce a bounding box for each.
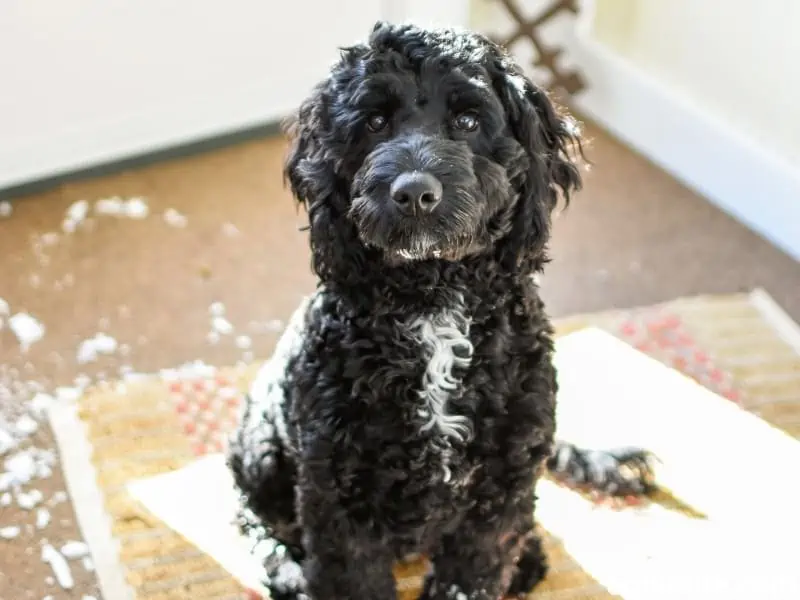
[228,22,654,600]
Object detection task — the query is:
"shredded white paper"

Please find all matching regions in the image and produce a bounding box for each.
[62,200,90,232]
[41,543,74,589]
[4,450,37,486]
[159,360,217,381]
[60,540,90,560]
[93,197,124,216]
[28,393,55,419]
[16,488,44,510]
[81,556,95,572]
[49,491,68,506]
[94,196,149,219]
[36,507,51,529]
[2,447,57,491]
[0,526,21,539]
[0,427,15,455]
[211,316,234,335]
[124,197,149,219]
[15,414,38,436]
[9,312,46,352]
[54,387,81,403]
[76,333,118,364]
[163,208,188,228]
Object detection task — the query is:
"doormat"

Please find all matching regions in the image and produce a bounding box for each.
[49,289,800,599]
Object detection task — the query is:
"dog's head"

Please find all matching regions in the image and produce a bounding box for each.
[285,22,582,277]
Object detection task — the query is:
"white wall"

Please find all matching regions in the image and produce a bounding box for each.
[593,0,800,166]
[0,1,384,189]
[0,1,472,190]
[471,0,800,261]
[472,0,800,169]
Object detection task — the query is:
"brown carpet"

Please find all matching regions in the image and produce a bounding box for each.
[0,120,798,599]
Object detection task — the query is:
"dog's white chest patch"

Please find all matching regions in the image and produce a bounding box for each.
[409,303,473,444]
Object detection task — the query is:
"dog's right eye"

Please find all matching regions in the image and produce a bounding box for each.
[453,111,479,132]
[366,114,388,132]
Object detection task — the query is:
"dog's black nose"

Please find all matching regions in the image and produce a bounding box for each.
[390,171,443,215]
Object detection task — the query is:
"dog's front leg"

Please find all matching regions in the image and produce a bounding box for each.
[419,490,543,600]
[301,508,397,599]
[299,466,397,599]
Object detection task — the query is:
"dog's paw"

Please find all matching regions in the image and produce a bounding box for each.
[547,441,658,497]
[265,560,309,600]
[506,535,548,597]
[244,533,307,600]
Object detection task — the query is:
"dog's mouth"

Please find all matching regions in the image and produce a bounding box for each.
[359,232,466,264]
[384,233,484,264]
[392,248,443,261]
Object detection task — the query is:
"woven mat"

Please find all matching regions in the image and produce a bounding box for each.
[50,289,800,600]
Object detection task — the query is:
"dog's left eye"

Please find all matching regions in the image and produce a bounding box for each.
[453,112,479,132]
[366,114,388,132]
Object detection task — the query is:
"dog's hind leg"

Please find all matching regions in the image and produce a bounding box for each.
[228,386,306,599]
[228,296,321,598]
[235,502,307,600]
[546,439,657,497]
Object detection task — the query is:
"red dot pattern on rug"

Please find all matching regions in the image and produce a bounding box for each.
[168,375,244,456]
[615,312,742,404]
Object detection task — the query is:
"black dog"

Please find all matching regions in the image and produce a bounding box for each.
[228,22,654,600]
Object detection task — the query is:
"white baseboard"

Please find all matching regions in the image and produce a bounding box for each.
[565,24,800,262]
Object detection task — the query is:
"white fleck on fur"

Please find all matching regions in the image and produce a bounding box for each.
[553,442,573,473]
[410,302,473,443]
[271,560,306,592]
[246,290,322,448]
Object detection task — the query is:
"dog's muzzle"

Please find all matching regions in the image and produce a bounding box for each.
[350,133,483,261]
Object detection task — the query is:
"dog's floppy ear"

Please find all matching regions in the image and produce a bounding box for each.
[284,41,370,213]
[283,86,350,279]
[283,52,373,281]
[283,82,337,214]
[491,58,583,264]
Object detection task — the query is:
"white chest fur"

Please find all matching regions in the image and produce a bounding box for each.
[408,303,474,444]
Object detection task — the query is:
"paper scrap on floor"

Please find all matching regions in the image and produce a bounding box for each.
[127,327,800,599]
